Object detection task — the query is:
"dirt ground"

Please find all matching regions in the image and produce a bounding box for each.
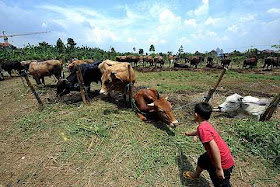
[0,67,279,187]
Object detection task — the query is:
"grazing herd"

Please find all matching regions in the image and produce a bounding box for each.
[0,55,279,82]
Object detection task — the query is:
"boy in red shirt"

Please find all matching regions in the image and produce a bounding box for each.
[184,102,235,187]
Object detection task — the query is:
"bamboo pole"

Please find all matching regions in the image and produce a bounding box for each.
[21,72,44,109]
[260,93,280,121]
[76,65,89,105]
[204,68,227,103]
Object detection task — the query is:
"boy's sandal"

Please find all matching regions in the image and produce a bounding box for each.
[183,171,198,180]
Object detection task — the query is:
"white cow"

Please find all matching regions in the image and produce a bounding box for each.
[214,93,270,120]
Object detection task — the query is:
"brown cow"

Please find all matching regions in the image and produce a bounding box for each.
[29,60,62,85]
[143,56,154,66]
[98,60,122,74]
[115,56,127,62]
[243,57,258,69]
[154,56,165,68]
[68,59,94,71]
[99,61,135,95]
[190,56,203,68]
[127,55,139,67]
[116,55,139,67]
[133,88,178,128]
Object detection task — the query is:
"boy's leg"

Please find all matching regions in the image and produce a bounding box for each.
[208,166,234,187]
[194,152,211,177]
[184,152,209,179]
[191,165,204,178]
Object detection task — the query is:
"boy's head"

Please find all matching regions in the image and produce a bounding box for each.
[194,102,212,121]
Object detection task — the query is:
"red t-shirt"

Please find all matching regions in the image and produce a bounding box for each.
[197,121,235,169]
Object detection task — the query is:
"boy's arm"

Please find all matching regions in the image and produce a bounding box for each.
[184,131,197,136]
[208,140,225,179]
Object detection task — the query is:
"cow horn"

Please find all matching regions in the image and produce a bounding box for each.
[147,102,155,107]
[212,107,221,112]
[165,96,168,100]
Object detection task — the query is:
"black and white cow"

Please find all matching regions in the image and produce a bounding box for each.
[56,60,102,97]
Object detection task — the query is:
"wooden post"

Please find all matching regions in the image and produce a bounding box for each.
[259,93,280,121]
[204,68,227,103]
[76,65,89,105]
[128,64,133,108]
[21,72,44,109]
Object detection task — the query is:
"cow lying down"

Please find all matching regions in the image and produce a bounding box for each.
[213,93,270,120]
[133,88,178,128]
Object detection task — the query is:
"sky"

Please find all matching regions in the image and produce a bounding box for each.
[0,0,279,53]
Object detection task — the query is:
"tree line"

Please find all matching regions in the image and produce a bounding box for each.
[0,38,279,64]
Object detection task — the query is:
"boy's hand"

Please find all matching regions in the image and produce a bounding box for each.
[184,132,191,136]
[216,168,225,179]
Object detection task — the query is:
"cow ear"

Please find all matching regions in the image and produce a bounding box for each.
[147,102,155,107]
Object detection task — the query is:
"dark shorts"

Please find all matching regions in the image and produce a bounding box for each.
[198,152,234,187]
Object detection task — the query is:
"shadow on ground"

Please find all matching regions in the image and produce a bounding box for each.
[176,150,211,187]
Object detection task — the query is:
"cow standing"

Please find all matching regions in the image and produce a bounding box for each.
[154,56,165,68]
[57,61,102,97]
[1,61,23,76]
[68,59,94,72]
[168,55,174,66]
[29,60,62,85]
[206,57,214,67]
[116,56,139,67]
[143,56,154,66]
[243,57,258,69]
[221,59,231,68]
[133,88,178,128]
[99,61,136,96]
[263,57,279,69]
[190,56,203,68]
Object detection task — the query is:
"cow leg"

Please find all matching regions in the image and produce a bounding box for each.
[123,94,127,107]
[8,70,12,77]
[42,77,45,85]
[34,77,41,85]
[137,112,147,121]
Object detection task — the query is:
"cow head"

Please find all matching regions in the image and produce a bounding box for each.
[100,71,122,95]
[217,93,243,112]
[56,79,71,97]
[147,97,178,128]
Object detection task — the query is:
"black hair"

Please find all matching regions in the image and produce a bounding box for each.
[194,102,212,120]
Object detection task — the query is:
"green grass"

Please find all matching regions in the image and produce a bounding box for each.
[226,70,280,81]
